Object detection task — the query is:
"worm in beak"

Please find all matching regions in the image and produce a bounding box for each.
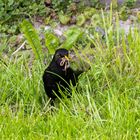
[60,55,70,71]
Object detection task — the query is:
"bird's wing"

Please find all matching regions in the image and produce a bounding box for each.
[43,72,58,90]
[67,67,86,87]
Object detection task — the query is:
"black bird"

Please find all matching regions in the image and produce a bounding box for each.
[43,48,83,101]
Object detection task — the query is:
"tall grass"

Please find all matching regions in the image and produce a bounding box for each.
[0,12,140,139]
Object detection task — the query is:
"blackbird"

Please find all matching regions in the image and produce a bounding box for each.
[43,48,83,101]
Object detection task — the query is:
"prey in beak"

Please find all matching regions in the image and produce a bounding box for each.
[60,55,70,71]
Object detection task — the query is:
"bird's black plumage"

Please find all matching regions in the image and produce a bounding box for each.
[43,48,83,101]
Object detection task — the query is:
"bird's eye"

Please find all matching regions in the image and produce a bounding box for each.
[57,54,61,58]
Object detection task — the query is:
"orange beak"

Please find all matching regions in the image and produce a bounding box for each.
[64,55,70,61]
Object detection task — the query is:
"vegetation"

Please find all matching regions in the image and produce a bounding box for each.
[0,1,140,139]
[0,0,46,34]
[0,0,138,34]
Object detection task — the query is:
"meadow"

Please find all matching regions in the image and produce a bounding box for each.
[0,3,140,140]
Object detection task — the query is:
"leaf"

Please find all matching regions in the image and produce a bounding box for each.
[8,0,14,6]
[20,20,42,61]
[58,13,70,25]
[84,8,96,19]
[76,14,86,26]
[45,32,60,54]
[61,27,83,50]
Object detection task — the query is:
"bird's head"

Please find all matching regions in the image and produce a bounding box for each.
[53,48,70,71]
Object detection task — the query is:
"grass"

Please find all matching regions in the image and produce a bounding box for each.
[0,12,140,139]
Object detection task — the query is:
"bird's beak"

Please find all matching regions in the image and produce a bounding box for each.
[64,55,70,61]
